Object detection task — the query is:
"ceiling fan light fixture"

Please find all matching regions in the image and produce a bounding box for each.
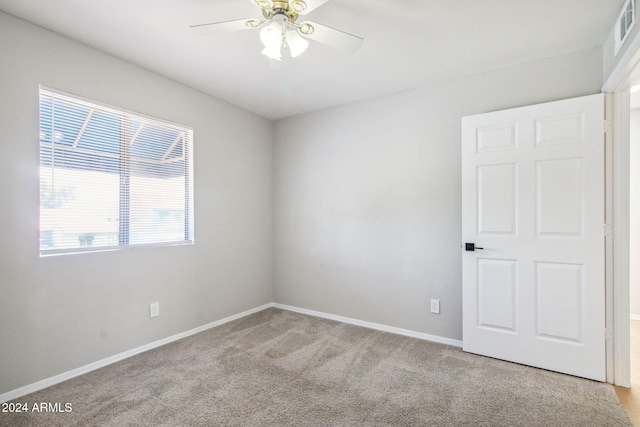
[260,21,283,48]
[261,45,282,61]
[191,0,363,61]
[285,29,309,57]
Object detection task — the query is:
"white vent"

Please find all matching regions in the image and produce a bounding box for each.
[615,0,635,56]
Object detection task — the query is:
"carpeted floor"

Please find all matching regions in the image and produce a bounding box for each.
[1,308,632,426]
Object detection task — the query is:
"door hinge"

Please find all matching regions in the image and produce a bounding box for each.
[604,119,612,135]
[605,327,613,341]
[604,223,612,237]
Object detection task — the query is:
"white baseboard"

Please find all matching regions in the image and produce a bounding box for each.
[631,314,640,322]
[0,303,272,404]
[2,302,463,403]
[272,303,464,348]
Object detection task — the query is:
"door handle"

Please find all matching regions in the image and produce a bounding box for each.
[465,243,484,251]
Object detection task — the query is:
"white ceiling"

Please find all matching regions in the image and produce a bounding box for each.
[0,0,625,120]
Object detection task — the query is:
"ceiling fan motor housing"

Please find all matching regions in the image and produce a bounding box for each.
[262,1,300,23]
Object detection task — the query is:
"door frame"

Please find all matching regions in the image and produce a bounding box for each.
[602,33,640,387]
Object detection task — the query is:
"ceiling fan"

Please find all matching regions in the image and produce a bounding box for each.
[190,0,364,61]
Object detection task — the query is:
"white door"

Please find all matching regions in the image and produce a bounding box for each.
[461,94,605,381]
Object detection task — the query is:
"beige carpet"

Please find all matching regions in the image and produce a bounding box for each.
[1,308,632,426]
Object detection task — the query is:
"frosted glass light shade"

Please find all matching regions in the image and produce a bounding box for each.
[285,29,309,57]
[260,22,283,48]
[261,45,282,61]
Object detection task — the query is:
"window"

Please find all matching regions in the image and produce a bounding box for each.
[39,87,193,255]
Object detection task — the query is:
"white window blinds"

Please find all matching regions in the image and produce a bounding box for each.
[39,88,193,255]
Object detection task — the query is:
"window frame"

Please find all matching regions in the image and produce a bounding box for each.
[39,86,194,256]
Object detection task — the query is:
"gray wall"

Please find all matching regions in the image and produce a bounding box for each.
[0,12,273,395]
[273,48,604,340]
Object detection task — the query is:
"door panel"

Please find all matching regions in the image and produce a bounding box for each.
[477,258,517,332]
[536,158,583,236]
[535,113,584,145]
[477,123,517,152]
[478,164,517,235]
[535,262,583,342]
[462,94,605,381]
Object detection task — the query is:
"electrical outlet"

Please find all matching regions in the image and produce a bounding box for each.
[149,302,160,318]
[430,299,440,314]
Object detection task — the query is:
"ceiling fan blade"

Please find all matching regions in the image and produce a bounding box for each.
[190,19,262,35]
[299,21,363,53]
[290,0,332,15]
[249,0,273,8]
